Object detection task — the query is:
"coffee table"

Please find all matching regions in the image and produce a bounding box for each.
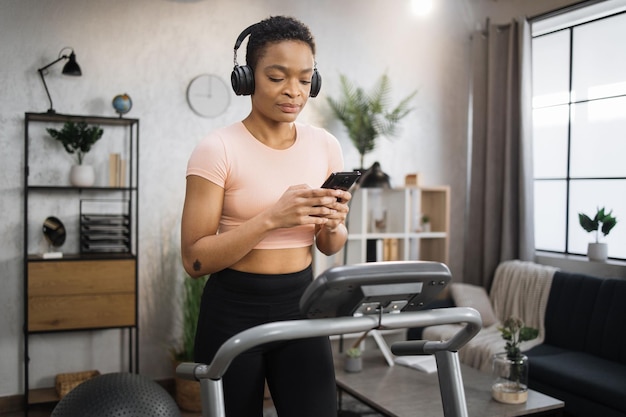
[334,351,564,417]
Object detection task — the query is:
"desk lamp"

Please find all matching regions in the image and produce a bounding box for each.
[37,47,82,114]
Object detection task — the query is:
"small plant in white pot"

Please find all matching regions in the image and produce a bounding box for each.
[46,121,103,187]
[579,207,618,262]
[344,330,370,373]
[421,215,431,233]
[344,347,363,373]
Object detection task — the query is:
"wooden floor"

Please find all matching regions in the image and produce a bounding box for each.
[1,382,276,417]
[1,403,276,417]
[0,405,202,417]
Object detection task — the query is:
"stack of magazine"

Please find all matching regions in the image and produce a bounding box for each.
[80,200,130,254]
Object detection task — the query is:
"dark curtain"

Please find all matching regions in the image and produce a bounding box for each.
[464,18,535,289]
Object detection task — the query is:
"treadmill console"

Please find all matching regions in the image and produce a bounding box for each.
[300,261,451,319]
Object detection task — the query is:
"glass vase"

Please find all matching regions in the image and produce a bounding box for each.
[491,352,529,404]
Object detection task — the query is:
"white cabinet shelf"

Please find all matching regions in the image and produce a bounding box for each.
[314,186,450,274]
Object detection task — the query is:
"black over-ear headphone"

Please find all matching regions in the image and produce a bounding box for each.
[231,23,322,97]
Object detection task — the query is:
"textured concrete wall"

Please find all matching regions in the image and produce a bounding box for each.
[0,0,579,396]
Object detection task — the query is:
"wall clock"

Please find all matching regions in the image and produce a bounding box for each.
[186,74,231,118]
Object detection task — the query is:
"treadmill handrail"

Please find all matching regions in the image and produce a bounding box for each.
[177,307,482,381]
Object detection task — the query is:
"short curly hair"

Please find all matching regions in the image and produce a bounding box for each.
[246,16,316,71]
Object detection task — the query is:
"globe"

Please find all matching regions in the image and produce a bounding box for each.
[112,93,132,116]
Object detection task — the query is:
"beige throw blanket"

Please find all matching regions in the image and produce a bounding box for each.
[423,260,558,372]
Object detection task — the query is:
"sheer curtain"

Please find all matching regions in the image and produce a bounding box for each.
[463,18,535,289]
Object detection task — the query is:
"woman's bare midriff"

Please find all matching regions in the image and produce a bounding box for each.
[229,246,313,275]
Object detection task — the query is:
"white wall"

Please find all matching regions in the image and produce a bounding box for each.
[0,0,579,397]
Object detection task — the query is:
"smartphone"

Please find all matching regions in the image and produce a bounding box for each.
[321,171,361,191]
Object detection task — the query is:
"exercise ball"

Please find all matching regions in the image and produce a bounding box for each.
[52,373,181,417]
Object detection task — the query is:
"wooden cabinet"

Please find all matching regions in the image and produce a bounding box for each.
[22,113,139,409]
[27,259,136,332]
[314,186,450,274]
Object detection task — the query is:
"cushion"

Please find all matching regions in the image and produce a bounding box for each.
[528,351,626,414]
[449,283,497,327]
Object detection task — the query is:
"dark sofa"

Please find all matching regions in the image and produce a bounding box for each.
[524,271,626,417]
[409,268,626,417]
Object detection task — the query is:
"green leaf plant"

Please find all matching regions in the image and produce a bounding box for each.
[346,347,362,359]
[498,317,538,361]
[327,73,416,169]
[46,121,104,165]
[497,317,538,388]
[171,274,208,363]
[578,207,618,243]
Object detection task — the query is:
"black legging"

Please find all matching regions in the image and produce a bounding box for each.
[194,266,337,417]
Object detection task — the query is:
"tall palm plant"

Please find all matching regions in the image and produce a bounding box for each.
[171,273,208,412]
[171,274,208,362]
[327,73,416,168]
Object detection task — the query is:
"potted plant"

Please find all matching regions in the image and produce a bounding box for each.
[327,73,416,170]
[492,317,538,404]
[344,330,371,373]
[344,347,363,373]
[171,274,208,412]
[579,207,618,262]
[46,121,104,187]
[421,215,431,233]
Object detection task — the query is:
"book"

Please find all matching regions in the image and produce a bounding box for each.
[394,355,438,373]
[383,238,399,261]
[108,153,127,187]
[109,153,120,186]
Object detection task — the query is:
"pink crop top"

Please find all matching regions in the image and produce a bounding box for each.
[186,122,344,249]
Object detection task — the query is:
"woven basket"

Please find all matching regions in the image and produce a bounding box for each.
[55,370,100,399]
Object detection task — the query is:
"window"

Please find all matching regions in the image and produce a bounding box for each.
[532,1,626,260]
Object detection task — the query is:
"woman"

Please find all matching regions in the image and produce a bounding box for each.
[181,16,350,417]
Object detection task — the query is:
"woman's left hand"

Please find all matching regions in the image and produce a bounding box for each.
[318,190,351,231]
[315,190,351,255]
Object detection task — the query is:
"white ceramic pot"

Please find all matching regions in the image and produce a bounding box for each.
[70,165,95,187]
[344,356,362,373]
[587,243,608,262]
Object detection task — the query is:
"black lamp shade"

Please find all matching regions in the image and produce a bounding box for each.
[62,52,82,76]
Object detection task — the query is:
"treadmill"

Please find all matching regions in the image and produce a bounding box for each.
[177,261,482,417]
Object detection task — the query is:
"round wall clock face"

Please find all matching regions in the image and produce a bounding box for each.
[186,74,231,118]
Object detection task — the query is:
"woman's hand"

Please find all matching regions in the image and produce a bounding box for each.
[314,188,352,255]
[318,189,352,231]
[181,179,351,276]
[266,184,348,229]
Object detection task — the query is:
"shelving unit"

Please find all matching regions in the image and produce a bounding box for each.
[314,186,450,274]
[22,113,140,411]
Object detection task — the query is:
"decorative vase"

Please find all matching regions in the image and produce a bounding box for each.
[70,165,95,187]
[173,360,202,412]
[491,352,529,404]
[174,375,202,412]
[587,243,608,262]
[344,356,362,373]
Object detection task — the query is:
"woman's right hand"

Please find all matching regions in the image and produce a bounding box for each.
[266,184,344,229]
